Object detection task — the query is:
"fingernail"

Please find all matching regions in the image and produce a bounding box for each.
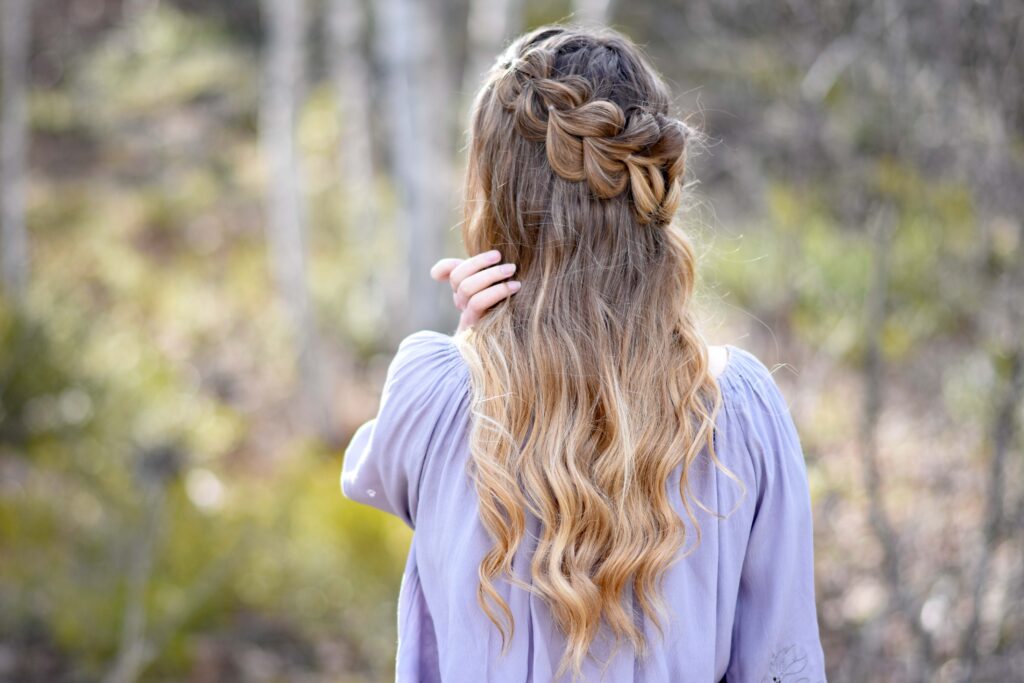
[502,263,517,275]
[508,281,521,291]
[486,249,501,261]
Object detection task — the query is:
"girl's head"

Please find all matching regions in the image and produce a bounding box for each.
[457,25,737,679]
[464,25,697,271]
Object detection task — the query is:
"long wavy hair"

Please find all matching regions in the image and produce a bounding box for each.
[454,25,743,679]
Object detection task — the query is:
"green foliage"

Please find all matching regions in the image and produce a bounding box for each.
[78,6,254,124]
[0,304,94,449]
[705,182,872,358]
[0,290,408,676]
[705,162,979,364]
[2,5,413,680]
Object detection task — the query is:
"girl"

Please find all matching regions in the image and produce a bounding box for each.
[342,24,826,683]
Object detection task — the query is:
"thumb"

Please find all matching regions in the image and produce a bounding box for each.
[430,257,463,282]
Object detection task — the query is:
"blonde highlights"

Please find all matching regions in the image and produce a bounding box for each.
[456,26,742,679]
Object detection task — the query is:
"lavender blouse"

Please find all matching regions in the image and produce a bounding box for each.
[342,330,827,682]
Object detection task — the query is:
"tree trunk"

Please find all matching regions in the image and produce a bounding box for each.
[375,0,451,337]
[859,204,933,682]
[959,236,1024,679]
[573,0,615,26]
[327,0,385,334]
[102,482,165,683]
[0,0,31,300]
[260,0,336,440]
[461,0,522,110]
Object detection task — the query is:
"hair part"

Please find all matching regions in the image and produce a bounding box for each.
[456,24,743,680]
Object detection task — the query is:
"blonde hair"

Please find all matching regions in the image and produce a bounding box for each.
[455,25,742,679]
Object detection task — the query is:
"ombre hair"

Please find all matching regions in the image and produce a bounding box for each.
[454,25,743,679]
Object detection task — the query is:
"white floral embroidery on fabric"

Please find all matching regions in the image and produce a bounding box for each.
[367,488,377,498]
[761,643,823,683]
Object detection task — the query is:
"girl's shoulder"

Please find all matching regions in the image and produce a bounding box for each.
[391,331,797,426]
[387,329,470,389]
[717,344,791,401]
[713,344,807,486]
[394,333,790,403]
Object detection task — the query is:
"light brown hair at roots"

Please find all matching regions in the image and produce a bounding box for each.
[456,24,744,680]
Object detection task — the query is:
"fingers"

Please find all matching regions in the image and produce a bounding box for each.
[434,250,522,332]
[460,280,522,330]
[454,262,518,309]
[430,257,463,282]
[449,249,502,293]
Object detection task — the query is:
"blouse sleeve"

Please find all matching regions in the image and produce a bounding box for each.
[340,330,470,529]
[724,350,827,682]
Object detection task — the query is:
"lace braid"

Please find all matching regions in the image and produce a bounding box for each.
[492,46,691,225]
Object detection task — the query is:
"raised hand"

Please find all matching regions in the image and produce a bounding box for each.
[430,250,521,334]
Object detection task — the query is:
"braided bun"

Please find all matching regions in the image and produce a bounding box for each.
[492,45,690,225]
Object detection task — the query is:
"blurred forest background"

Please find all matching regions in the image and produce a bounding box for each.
[0,0,1021,681]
